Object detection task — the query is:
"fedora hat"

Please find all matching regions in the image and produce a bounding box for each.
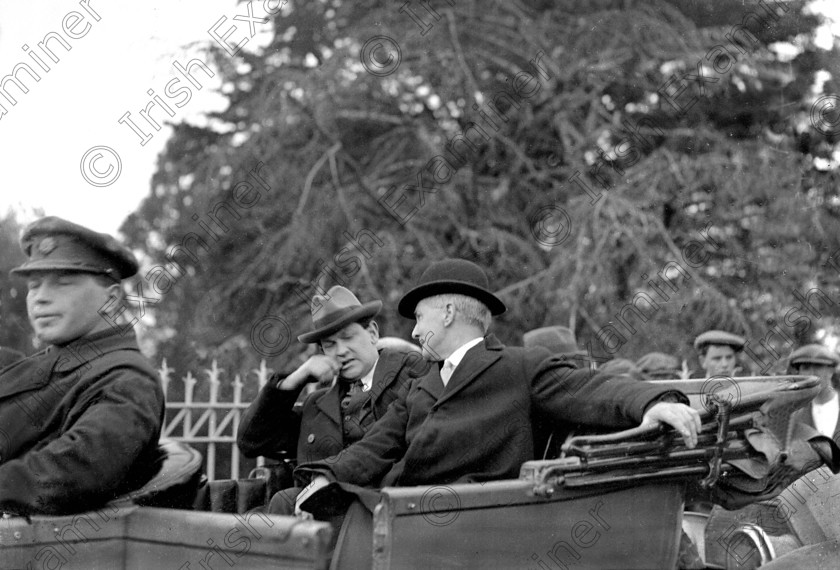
[523,326,583,356]
[298,286,382,343]
[397,258,506,318]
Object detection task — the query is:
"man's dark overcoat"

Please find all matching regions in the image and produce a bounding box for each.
[0,328,164,515]
[299,335,684,487]
[238,349,426,464]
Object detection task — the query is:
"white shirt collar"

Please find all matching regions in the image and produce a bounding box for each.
[443,337,484,373]
[812,392,839,437]
[359,356,378,392]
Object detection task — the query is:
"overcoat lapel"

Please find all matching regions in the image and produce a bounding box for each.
[369,351,400,406]
[314,382,343,427]
[436,339,501,407]
[416,365,445,402]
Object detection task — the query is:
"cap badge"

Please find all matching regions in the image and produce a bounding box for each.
[37,237,57,256]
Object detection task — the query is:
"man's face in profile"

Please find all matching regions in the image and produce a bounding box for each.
[700,344,737,377]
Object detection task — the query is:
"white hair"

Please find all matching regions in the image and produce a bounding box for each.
[427,293,491,333]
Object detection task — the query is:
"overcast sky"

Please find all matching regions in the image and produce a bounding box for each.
[0,1,837,237]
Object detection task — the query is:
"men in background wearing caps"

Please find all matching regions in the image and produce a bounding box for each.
[637,351,683,380]
[237,286,427,514]
[0,217,164,515]
[294,259,700,516]
[789,344,840,440]
[694,330,746,378]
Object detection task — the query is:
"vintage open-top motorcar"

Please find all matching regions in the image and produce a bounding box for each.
[1,374,837,569]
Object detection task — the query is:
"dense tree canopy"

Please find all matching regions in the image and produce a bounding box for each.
[0,211,29,355]
[119,0,840,378]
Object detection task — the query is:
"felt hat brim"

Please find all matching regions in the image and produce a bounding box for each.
[398,280,506,318]
[298,301,382,343]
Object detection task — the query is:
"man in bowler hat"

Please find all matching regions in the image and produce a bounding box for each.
[295,258,700,512]
[0,217,164,515]
[237,285,426,514]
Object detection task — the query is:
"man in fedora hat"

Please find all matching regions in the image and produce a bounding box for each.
[294,258,700,513]
[522,325,590,364]
[694,330,745,378]
[237,285,427,514]
[0,217,164,515]
[637,351,683,380]
[788,344,840,440]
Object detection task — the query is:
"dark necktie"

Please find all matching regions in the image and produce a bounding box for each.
[341,380,372,443]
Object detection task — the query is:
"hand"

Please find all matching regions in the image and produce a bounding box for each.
[294,475,330,516]
[278,355,339,390]
[641,402,701,448]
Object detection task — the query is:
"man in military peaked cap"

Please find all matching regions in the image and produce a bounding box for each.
[237,285,427,514]
[0,217,164,515]
[694,329,746,378]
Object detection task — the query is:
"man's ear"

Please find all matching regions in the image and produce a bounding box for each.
[102,283,124,316]
[367,320,380,343]
[442,303,455,327]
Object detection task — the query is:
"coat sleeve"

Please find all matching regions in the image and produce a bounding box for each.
[0,366,163,515]
[296,379,412,487]
[237,375,304,460]
[529,351,687,428]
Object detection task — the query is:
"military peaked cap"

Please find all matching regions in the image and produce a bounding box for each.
[10,216,138,280]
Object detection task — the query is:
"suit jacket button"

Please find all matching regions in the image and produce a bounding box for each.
[307,434,315,443]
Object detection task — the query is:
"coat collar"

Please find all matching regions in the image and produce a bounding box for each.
[314,349,410,425]
[415,335,504,404]
[315,381,343,426]
[368,349,405,402]
[436,335,502,406]
[0,328,142,400]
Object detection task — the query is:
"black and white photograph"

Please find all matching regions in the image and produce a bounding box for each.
[1,1,840,568]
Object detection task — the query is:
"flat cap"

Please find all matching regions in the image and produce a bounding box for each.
[636,352,680,375]
[10,216,138,280]
[599,358,641,376]
[693,330,746,351]
[789,344,840,367]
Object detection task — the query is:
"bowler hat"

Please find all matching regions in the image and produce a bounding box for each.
[789,344,840,368]
[11,216,138,280]
[397,258,506,318]
[298,286,382,343]
[523,326,583,355]
[693,330,746,351]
